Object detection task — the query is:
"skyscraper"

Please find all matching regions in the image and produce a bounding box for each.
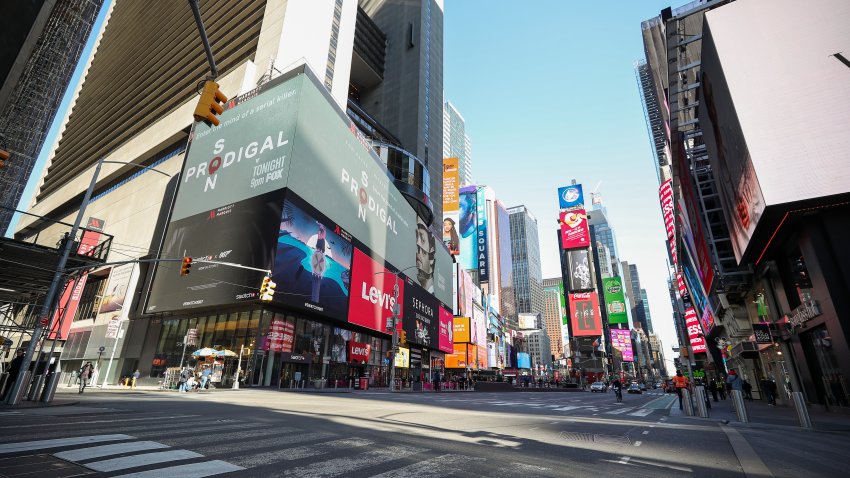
[442,100,472,186]
[587,195,620,277]
[542,277,566,360]
[640,288,653,333]
[621,261,649,332]
[507,205,544,316]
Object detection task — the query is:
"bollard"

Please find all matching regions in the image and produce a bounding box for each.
[792,391,812,429]
[682,388,694,416]
[27,373,47,401]
[731,389,749,423]
[7,371,31,405]
[41,372,62,402]
[695,386,709,418]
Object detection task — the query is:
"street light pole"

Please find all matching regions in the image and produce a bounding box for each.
[377,265,418,393]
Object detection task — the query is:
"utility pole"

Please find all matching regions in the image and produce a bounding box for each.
[388,276,400,392]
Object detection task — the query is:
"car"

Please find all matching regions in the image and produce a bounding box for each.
[665,380,675,393]
[627,383,642,394]
[639,383,648,392]
[590,381,607,392]
[655,382,663,389]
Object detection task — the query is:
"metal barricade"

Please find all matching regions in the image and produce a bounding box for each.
[682,388,694,416]
[695,386,709,418]
[731,390,749,423]
[792,391,812,429]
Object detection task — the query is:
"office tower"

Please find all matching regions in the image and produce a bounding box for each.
[542,277,566,360]
[442,100,472,186]
[507,205,544,316]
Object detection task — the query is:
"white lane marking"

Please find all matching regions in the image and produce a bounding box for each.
[633,441,642,447]
[642,431,650,435]
[628,409,654,417]
[55,441,168,461]
[660,417,667,421]
[0,434,134,454]
[278,438,374,461]
[282,445,427,477]
[553,406,581,411]
[605,408,634,415]
[370,454,484,477]
[86,449,202,472]
[550,421,558,424]
[619,456,631,464]
[649,425,656,428]
[112,460,244,478]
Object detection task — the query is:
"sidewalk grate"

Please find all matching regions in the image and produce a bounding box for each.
[559,432,631,446]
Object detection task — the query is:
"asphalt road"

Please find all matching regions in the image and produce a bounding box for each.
[0,388,751,477]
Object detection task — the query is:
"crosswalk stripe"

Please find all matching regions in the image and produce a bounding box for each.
[112,460,244,478]
[553,406,582,411]
[605,408,634,415]
[0,434,134,454]
[278,438,374,461]
[282,445,428,477]
[165,428,313,449]
[370,453,484,477]
[86,449,202,472]
[226,433,349,468]
[0,415,197,430]
[54,441,169,461]
[628,409,654,417]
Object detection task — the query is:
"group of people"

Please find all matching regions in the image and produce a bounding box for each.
[177,366,213,392]
[672,369,781,409]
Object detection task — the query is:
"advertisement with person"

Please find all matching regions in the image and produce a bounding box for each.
[569,291,602,336]
[394,347,410,368]
[147,190,284,312]
[415,216,436,294]
[610,328,634,362]
[602,277,628,324]
[559,209,590,250]
[557,184,585,210]
[443,158,460,256]
[273,193,352,321]
[348,248,404,334]
[402,277,439,348]
[458,187,477,271]
[99,263,137,314]
[472,304,487,349]
[564,249,595,292]
[438,306,454,353]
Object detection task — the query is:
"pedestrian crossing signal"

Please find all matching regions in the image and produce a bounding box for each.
[180,257,193,276]
[259,275,276,301]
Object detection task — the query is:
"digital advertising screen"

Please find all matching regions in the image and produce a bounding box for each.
[569,291,602,336]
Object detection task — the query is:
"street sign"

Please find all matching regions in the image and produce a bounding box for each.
[186,328,198,346]
[105,318,121,339]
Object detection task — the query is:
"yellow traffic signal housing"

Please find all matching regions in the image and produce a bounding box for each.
[193,80,228,126]
[399,329,407,345]
[180,257,193,276]
[0,149,9,168]
[259,275,276,301]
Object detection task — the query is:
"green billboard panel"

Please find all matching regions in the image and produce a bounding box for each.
[603,276,628,324]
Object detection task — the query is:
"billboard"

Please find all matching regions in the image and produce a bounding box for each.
[559,283,569,356]
[684,307,707,353]
[559,209,590,250]
[518,314,538,330]
[602,277,628,324]
[569,291,602,336]
[472,304,487,348]
[564,249,595,292]
[442,158,460,256]
[395,347,410,368]
[610,328,633,362]
[517,353,531,369]
[453,317,471,343]
[99,263,136,314]
[476,187,489,281]
[402,276,439,348]
[274,193,352,321]
[458,187,477,271]
[557,184,584,210]
[348,248,403,334]
[438,306,454,353]
[432,235,453,307]
[148,70,437,313]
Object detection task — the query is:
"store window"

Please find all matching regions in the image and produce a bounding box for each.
[804,325,849,408]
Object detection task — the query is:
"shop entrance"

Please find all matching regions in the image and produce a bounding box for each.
[280,362,309,389]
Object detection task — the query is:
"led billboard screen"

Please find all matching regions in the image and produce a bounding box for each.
[402,276,439,348]
[442,158,460,256]
[564,249,595,292]
[569,291,602,336]
[458,187,477,271]
[602,277,628,324]
[610,328,633,362]
[438,306,454,353]
[559,209,590,249]
[349,247,403,334]
[685,307,707,353]
[557,184,585,210]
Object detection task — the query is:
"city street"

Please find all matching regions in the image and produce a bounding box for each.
[6,388,845,477]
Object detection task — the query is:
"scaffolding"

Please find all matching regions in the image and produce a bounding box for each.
[0,0,105,233]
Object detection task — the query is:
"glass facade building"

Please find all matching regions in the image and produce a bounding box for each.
[507,206,544,316]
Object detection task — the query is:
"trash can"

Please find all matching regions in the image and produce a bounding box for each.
[360,378,369,391]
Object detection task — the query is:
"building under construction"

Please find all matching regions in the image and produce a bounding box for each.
[0,0,105,234]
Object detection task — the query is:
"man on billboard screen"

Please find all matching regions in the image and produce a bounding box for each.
[415,217,436,293]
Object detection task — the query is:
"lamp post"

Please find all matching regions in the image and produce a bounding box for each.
[5,158,169,405]
[376,266,418,393]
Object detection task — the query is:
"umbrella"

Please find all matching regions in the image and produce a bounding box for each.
[216,349,237,357]
[192,347,218,357]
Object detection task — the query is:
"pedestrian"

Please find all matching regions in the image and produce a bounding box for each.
[726,370,743,394]
[716,377,727,400]
[708,378,719,402]
[1,349,26,401]
[131,369,140,389]
[433,370,441,392]
[761,377,778,405]
[742,379,754,401]
[79,361,94,394]
[178,367,192,393]
[673,370,689,410]
[200,366,212,390]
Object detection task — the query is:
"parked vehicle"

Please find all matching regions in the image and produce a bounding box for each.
[590,381,607,392]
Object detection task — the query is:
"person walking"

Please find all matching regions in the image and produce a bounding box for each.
[131,369,140,389]
[178,367,192,393]
[78,362,94,394]
[433,370,441,392]
[708,378,719,402]
[761,378,778,405]
[742,379,754,401]
[1,349,26,401]
[716,376,727,400]
[673,370,689,410]
[200,366,212,390]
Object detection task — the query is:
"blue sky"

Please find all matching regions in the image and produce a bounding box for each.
[444,0,680,368]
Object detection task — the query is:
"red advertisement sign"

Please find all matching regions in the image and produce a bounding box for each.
[348,248,404,334]
[438,306,454,353]
[267,317,294,352]
[569,291,602,336]
[49,274,88,339]
[77,217,105,256]
[685,307,707,353]
[660,179,675,240]
[559,209,590,249]
[677,269,689,298]
[348,341,371,362]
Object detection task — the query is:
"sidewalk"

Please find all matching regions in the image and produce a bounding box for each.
[670,395,850,432]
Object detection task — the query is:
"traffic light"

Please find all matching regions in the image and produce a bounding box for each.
[0,148,9,168]
[399,329,407,345]
[259,275,276,301]
[180,257,193,276]
[193,80,228,126]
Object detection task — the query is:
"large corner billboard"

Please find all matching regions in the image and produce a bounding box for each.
[610,328,634,362]
[559,209,590,250]
[602,277,628,324]
[569,291,602,336]
[458,187,477,271]
[146,71,449,340]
